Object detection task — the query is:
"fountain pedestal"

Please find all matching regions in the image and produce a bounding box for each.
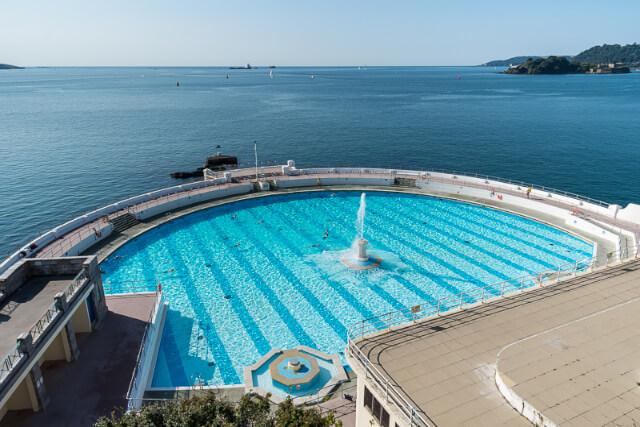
[341,238,381,270]
[356,239,369,261]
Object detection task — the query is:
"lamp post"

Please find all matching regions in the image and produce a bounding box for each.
[254,141,259,182]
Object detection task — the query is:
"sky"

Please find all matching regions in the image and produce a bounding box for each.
[2,0,639,66]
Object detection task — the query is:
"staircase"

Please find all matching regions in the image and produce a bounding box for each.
[394,177,417,188]
[111,213,140,232]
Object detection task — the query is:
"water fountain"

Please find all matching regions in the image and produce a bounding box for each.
[243,346,348,405]
[341,193,381,270]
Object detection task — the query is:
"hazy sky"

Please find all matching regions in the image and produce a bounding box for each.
[2,0,638,66]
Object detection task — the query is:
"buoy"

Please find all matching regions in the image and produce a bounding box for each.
[93,228,102,238]
[571,208,579,215]
[421,173,427,180]
[497,195,503,200]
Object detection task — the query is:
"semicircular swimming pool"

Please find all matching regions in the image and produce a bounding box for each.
[101,191,592,387]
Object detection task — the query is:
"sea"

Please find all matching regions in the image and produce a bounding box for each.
[1,66,639,258]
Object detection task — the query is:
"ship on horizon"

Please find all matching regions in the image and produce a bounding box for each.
[229,63,253,69]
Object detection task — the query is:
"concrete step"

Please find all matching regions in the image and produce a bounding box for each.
[394,177,417,187]
[110,213,140,233]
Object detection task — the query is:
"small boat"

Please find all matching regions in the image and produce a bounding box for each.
[269,69,274,79]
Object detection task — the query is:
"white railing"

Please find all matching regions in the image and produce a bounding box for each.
[347,243,639,427]
[126,290,164,411]
[0,344,24,384]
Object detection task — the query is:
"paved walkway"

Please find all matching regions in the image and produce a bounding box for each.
[1,293,156,427]
[356,259,640,426]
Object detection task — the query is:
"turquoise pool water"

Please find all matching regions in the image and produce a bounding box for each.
[100,191,593,387]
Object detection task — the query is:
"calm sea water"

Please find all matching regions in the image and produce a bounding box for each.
[1,66,638,257]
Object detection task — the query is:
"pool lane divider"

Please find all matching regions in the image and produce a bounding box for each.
[399,197,561,271]
[257,201,403,317]
[204,220,318,350]
[452,201,592,258]
[213,210,352,340]
[162,236,240,384]
[311,196,475,303]
[183,227,273,356]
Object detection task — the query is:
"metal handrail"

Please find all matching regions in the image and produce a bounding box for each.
[29,301,61,343]
[347,244,639,426]
[63,268,89,302]
[347,340,429,426]
[0,344,24,384]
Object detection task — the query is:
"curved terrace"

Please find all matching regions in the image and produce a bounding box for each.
[1,161,639,426]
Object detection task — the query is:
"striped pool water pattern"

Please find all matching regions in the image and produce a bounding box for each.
[100,192,592,387]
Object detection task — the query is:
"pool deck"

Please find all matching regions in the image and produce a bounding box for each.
[0,276,74,357]
[354,259,640,426]
[1,293,157,427]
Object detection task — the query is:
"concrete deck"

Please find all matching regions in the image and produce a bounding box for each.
[0,276,73,356]
[355,259,640,426]
[1,293,156,427]
[498,282,640,426]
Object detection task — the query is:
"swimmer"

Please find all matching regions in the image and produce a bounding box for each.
[234,242,240,247]
[114,255,122,260]
[231,214,237,219]
[257,220,264,224]
[309,244,320,247]
[162,268,175,274]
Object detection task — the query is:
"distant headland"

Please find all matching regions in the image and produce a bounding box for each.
[482,43,638,75]
[483,43,640,69]
[0,64,24,70]
[504,56,630,75]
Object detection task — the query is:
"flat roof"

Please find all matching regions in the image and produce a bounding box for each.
[3,293,157,426]
[355,260,640,425]
[0,275,74,356]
